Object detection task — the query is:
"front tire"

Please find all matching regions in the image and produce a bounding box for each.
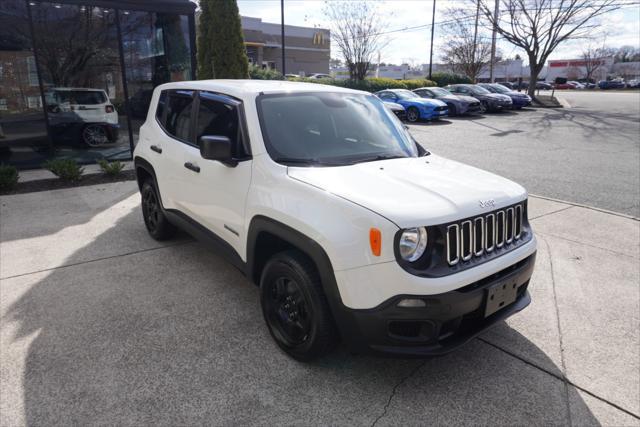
[447,103,457,116]
[406,106,420,122]
[260,250,338,361]
[141,180,176,241]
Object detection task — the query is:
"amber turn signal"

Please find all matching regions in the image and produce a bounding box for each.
[369,228,382,256]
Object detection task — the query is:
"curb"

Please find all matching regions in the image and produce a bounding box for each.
[530,193,639,222]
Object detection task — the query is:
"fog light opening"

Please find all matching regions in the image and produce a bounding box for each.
[397,298,426,308]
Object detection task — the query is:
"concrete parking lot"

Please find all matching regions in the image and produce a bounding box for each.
[409,91,640,217]
[1,181,639,426]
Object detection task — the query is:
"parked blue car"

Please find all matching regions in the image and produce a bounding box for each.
[598,79,626,89]
[375,89,448,122]
[478,83,532,109]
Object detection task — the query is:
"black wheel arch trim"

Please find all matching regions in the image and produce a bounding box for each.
[246,216,353,335]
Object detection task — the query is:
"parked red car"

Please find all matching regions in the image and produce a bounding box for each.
[553,82,577,90]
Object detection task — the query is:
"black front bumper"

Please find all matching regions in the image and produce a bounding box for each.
[334,252,536,357]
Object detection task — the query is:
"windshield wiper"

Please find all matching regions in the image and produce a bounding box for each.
[349,154,407,164]
[274,157,344,166]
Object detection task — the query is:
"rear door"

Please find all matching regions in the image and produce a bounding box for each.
[180,91,252,256]
[151,89,196,211]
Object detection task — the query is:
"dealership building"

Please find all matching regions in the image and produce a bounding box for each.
[0,0,197,168]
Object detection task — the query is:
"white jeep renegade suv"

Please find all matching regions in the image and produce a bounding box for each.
[134,80,537,361]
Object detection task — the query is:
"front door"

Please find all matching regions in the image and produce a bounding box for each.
[180,91,252,257]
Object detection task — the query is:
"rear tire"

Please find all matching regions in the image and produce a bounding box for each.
[82,124,109,147]
[260,250,338,361]
[141,180,176,241]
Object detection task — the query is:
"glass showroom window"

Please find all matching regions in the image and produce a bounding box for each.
[120,10,192,144]
[0,0,50,168]
[30,2,131,163]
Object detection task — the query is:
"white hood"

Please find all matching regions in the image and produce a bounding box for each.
[287,155,527,228]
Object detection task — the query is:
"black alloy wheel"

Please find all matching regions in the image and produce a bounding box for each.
[263,276,312,347]
[141,180,175,240]
[260,251,338,361]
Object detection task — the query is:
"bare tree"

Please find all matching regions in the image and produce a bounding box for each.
[614,45,640,63]
[440,7,497,82]
[323,2,388,81]
[581,45,614,82]
[479,0,620,96]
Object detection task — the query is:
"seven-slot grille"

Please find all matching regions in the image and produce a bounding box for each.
[446,204,524,266]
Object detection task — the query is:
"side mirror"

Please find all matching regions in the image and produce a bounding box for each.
[199,135,237,167]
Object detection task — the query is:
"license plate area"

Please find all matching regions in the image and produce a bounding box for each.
[484,278,519,317]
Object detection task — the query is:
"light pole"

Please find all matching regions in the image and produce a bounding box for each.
[489,0,499,82]
[471,0,480,83]
[281,0,286,75]
[428,0,436,80]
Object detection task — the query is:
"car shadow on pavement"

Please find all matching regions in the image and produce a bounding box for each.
[2,207,599,425]
[410,119,453,126]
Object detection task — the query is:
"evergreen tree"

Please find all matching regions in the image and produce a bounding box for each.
[197,0,249,79]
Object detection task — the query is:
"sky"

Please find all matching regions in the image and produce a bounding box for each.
[236,0,640,66]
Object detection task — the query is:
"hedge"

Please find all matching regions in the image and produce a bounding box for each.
[429,72,472,87]
[285,77,436,92]
[249,64,285,80]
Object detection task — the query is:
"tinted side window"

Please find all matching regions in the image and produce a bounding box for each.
[156,90,167,122]
[165,90,194,142]
[196,93,239,151]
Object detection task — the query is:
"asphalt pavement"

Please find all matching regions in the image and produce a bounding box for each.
[409,90,640,217]
[1,182,638,426]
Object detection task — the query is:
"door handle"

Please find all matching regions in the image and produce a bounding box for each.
[150,145,162,154]
[184,162,200,173]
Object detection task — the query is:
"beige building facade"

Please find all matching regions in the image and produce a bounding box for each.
[241,16,330,76]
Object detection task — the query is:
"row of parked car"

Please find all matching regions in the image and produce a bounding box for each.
[501,79,640,90]
[376,83,532,122]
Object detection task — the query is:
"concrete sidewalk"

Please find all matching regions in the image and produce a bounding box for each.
[1,182,638,426]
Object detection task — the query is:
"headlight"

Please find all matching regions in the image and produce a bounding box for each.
[398,227,428,262]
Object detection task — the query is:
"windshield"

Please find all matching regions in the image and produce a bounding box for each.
[395,90,419,100]
[52,90,107,105]
[488,84,510,93]
[429,87,451,96]
[469,85,491,95]
[257,92,419,166]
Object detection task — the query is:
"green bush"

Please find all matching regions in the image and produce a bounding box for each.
[333,77,407,92]
[286,77,436,93]
[0,164,19,191]
[430,72,472,87]
[43,159,84,182]
[249,64,285,80]
[402,79,437,90]
[98,159,125,176]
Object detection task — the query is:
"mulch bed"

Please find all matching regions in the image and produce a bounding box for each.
[0,170,136,196]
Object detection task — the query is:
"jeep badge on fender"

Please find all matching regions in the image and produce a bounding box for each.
[133,80,537,361]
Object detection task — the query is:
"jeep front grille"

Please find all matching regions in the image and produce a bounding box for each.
[446,203,525,266]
